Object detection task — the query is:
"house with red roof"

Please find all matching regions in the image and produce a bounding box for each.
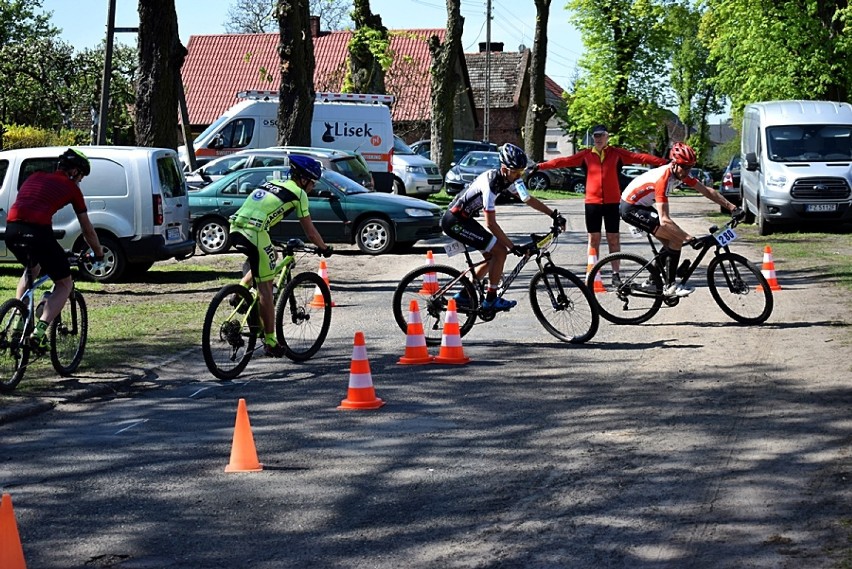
[180,19,573,155]
[180,20,478,144]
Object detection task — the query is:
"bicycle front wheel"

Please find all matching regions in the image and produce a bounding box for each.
[0,299,30,393]
[201,285,258,380]
[275,271,332,362]
[707,253,774,325]
[50,290,88,376]
[392,264,478,346]
[529,266,599,343]
[587,253,664,325]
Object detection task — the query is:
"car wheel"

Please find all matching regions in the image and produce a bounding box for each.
[356,217,393,255]
[527,172,550,191]
[392,177,407,196]
[79,235,126,283]
[196,218,230,254]
[757,203,773,236]
[573,180,586,194]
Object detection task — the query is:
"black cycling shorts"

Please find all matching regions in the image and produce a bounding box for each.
[441,210,496,252]
[620,202,661,234]
[585,203,621,234]
[5,221,72,281]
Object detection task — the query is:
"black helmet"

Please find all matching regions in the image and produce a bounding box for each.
[498,143,528,170]
[289,154,322,182]
[58,148,91,176]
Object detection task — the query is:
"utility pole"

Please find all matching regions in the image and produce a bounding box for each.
[484,0,491,142]
[97,0,137,145]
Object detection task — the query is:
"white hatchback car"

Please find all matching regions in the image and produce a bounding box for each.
[391,136,443,197]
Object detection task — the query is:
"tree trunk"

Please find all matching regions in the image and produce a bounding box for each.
[348,0,387,94]
[275,0,315,145]
[135,0,186,149]
[524,0,553,163]
[429,0,463,176]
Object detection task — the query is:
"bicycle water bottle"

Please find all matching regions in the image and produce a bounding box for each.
[676,260,691,279]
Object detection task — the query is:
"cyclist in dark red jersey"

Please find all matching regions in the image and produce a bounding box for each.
[5,148,104,350]
[531,125,667,285]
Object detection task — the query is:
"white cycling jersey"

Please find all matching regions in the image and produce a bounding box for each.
[448,169,530,218]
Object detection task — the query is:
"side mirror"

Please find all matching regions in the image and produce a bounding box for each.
[316,189,338,201]
[745,152,759,172]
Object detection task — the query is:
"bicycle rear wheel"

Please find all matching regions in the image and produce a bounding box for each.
[0,299,30,393]
[587,253,664,325]
[529,266,599,343]
[50,290,88,376]
[707,253,774,325]
[275,271,332,361]
[202,285,258,380]
[392,264,478,346]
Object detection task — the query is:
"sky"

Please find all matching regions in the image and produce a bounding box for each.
[40,0,586,87]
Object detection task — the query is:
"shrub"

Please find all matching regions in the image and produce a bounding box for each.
[0,124,89,150]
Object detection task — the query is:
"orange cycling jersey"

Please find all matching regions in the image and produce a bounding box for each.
[621,164,698,207]
[538,146,667,205]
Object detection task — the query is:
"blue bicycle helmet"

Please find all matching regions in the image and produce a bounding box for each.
[289,154,323,182]
[498,143,528,170]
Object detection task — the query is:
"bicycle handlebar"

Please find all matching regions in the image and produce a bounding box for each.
[273,238,325,256]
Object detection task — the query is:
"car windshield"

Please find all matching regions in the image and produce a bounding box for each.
[320,169,371,195]
[331,156,371,179]
[766,124,852,162]
[193,115,229,145]
[192,168,286,194]
[459,151,499,168]
[393,136,415,155]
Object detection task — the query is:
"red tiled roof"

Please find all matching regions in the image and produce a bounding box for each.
[181,29,446,126]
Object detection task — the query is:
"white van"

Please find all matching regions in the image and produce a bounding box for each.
[179,91,395,192]
[0,146,194,282]
[741,100,852,235]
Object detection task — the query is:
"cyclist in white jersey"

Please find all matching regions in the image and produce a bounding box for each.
[441,143,565,311]
[620,142,744,297]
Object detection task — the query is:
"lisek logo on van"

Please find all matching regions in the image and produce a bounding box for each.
[321,122,376,143]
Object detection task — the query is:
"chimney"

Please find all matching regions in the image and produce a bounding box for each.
[309,16,320,37]
[478,42,504,53]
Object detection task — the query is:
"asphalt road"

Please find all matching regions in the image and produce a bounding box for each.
[1,196,850,569]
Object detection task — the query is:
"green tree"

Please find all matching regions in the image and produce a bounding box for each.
[565,0,671,150]
[702,0,852,121]
[136,0,186,149]
[275,0,315,145]
[345,0,388,94]
[428,0,463,176]
[667,1,723,161]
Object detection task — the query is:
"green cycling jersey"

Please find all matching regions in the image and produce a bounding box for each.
[229,179,310,231]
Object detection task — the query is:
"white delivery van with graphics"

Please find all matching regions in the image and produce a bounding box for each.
[741,100,852,235]
[179,91,395,192]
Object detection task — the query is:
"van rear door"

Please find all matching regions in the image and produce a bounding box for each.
[151,150,192,252]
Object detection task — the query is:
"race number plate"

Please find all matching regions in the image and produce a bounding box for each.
[713,226,738,247]
[443,240,465,258]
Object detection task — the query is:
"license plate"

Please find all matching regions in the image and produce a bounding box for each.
[713,226,738,247]
[805,203,837,212]
[166,227,181,241]
[443,240,465,257]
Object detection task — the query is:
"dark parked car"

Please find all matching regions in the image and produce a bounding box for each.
[444,151,501,195]
[719,155,741,211]
[526,167,586,192]
[189,167,442,255]
[411,139,499,165]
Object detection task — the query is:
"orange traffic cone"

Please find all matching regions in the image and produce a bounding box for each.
[398,300,434,365]
[757,245,782,291]
[225,398,263,472]
[586,247,606,293]
[310,259,336,307]
[0,494,27,569]
[419,250,439,294]
[433,298,471,364]
[339,331,385,409]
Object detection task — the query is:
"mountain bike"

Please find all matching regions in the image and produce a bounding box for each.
[0,252,89,393]
[392,220,599,345]
[585,217,774,325]
[201,239,332,380]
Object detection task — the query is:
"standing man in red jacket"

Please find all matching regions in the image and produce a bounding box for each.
[531,125,667,284]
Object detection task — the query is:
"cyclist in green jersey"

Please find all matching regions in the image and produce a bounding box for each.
[229,154,332,357]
